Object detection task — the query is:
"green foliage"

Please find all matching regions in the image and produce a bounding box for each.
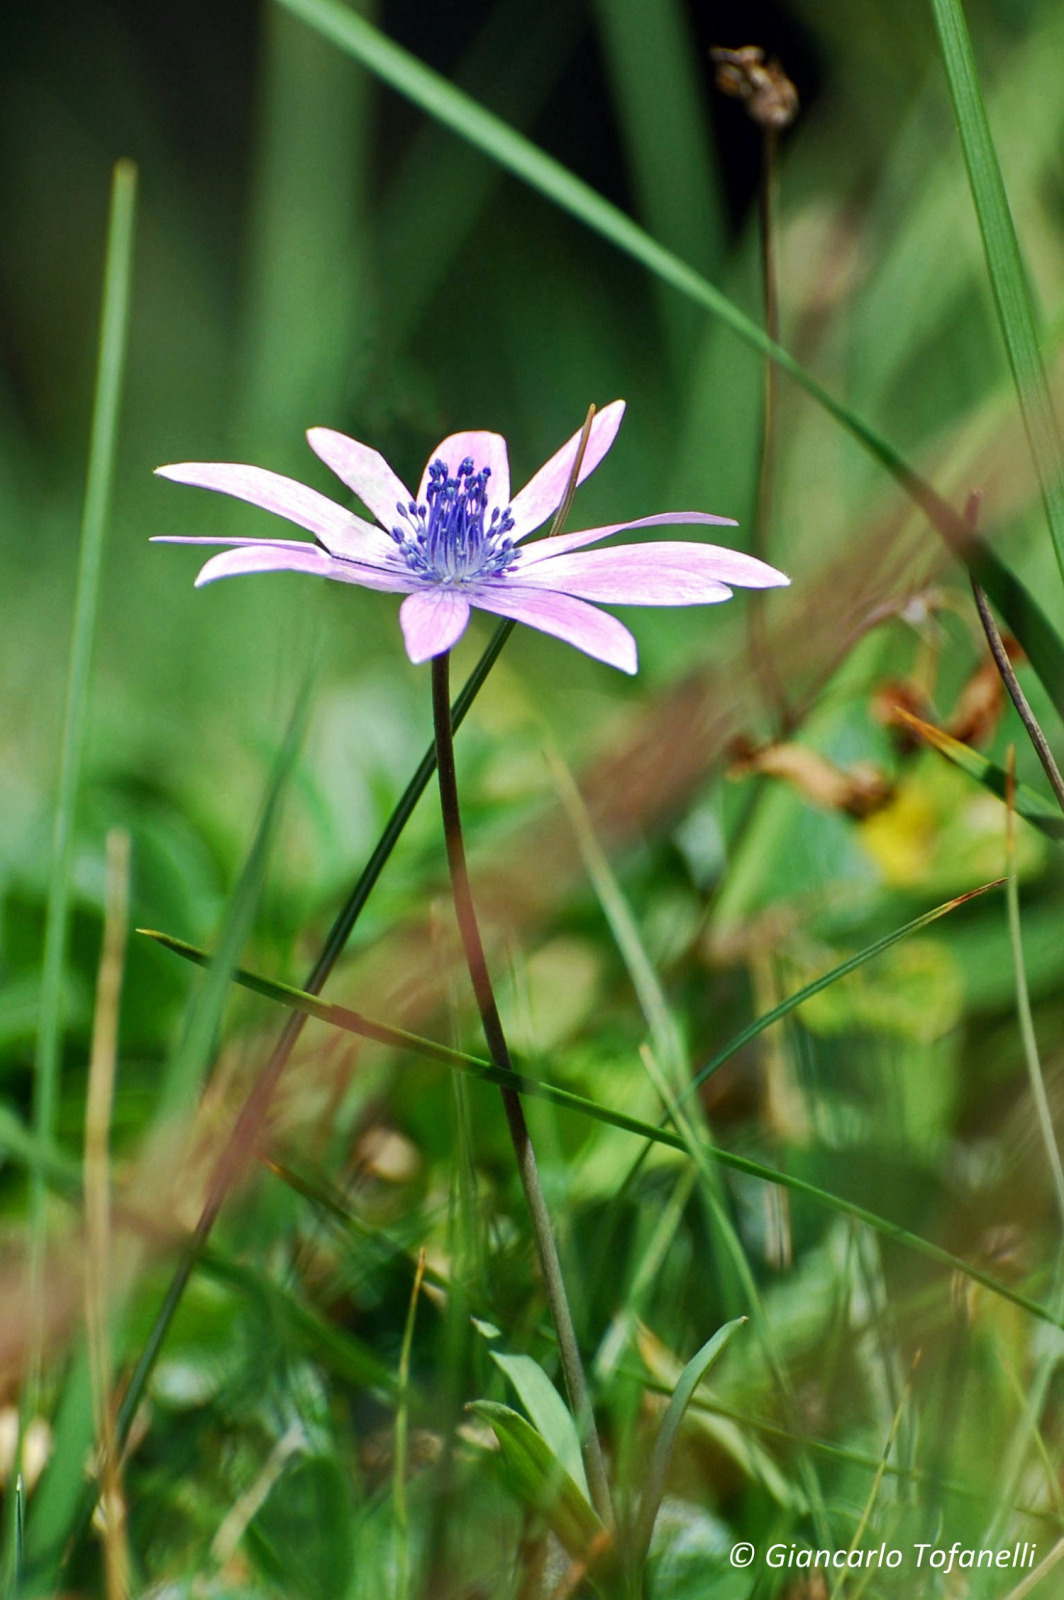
[6,1,1064,1596]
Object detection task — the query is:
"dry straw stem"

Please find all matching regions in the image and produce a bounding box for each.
[84,830,132,1600]
[1003,1536,1064,1600]
[394,1248,427,1600]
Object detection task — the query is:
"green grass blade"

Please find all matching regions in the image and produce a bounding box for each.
[630,1317,745,1574]
[893,708,1064,842]
[29,158,137,1281]
[276,0,1064,723]
[487,1348,590,1504]
[929,0,1064,586]
[689,879,1004,1098]
[467,1402,604,1557]
[145,926,1063,1331]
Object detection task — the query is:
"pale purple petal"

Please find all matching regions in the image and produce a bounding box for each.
[152,535,324,552]
[194,543,334,587]
[399,588,472,662]
[155,461,393,563]
[306,428,414,532]
[510,542,788,603]
[517,511,742,564]
[508,401,626,542]
[192,543,417,593]
[467,583,638,674]
[417,431,510,509]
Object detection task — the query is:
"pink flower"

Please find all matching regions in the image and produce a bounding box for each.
[153,401,788,673]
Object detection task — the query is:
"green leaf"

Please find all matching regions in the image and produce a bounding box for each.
[468,1401,604,1557]
[29,157,137,1315]
[631,1318,746,1573]
[930,0,1064,588]
[278,0,1064,720]
[488,1351,590,1504]
[893,707,1064,841]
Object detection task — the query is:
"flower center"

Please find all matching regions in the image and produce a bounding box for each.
[391,458,517,585]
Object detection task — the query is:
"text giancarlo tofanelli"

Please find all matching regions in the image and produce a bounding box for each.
[764,1541,1038,1574]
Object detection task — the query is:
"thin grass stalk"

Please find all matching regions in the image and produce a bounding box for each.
[833,1354,919,1600]
[546,747,828,1538]
[430,650,613,1529]
[992,1336,1064,1528]
[1003,1539,1064,1600]
[84,830,131,1600]
[394,1248,426,1600]
[1005,749,1064,1226]
[57,692,308,1582]
[143,915,1064,1333]
[973,578,1064,815]
[26,159,137,1415]
[638,1045,831,1546]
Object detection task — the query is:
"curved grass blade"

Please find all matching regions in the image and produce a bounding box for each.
[139,919,1064,1332]
[467,1401,604,1557]
[972,578,1064,817]
[930,0,1064,586]
[688,879,1005,1099]
[892,708,1064,842]
[487,1347,590,1504]
[630,1317,745,1574]
[277,0,1064,719]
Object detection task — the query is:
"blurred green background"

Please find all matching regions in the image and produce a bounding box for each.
[5,0,1064,1594]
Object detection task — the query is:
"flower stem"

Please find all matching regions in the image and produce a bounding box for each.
[430,650,613,1528]
[749,121,790,730]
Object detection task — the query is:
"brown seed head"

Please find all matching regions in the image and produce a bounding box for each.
[711,45,799,130]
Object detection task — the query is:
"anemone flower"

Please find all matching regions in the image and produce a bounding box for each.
[153,401,788,673]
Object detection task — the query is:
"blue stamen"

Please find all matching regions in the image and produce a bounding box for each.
[391,457,517,585]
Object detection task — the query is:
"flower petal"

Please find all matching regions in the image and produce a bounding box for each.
[508,401,626,541]
[155,461,393,562]
[399,588,473,663]
[417,431,510,509]
[306,427,415,533]
[510,542,788,604]
[518,511,743,564]
[192,542,417,593]
[152,535,325,552]
[468,583,637,674]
